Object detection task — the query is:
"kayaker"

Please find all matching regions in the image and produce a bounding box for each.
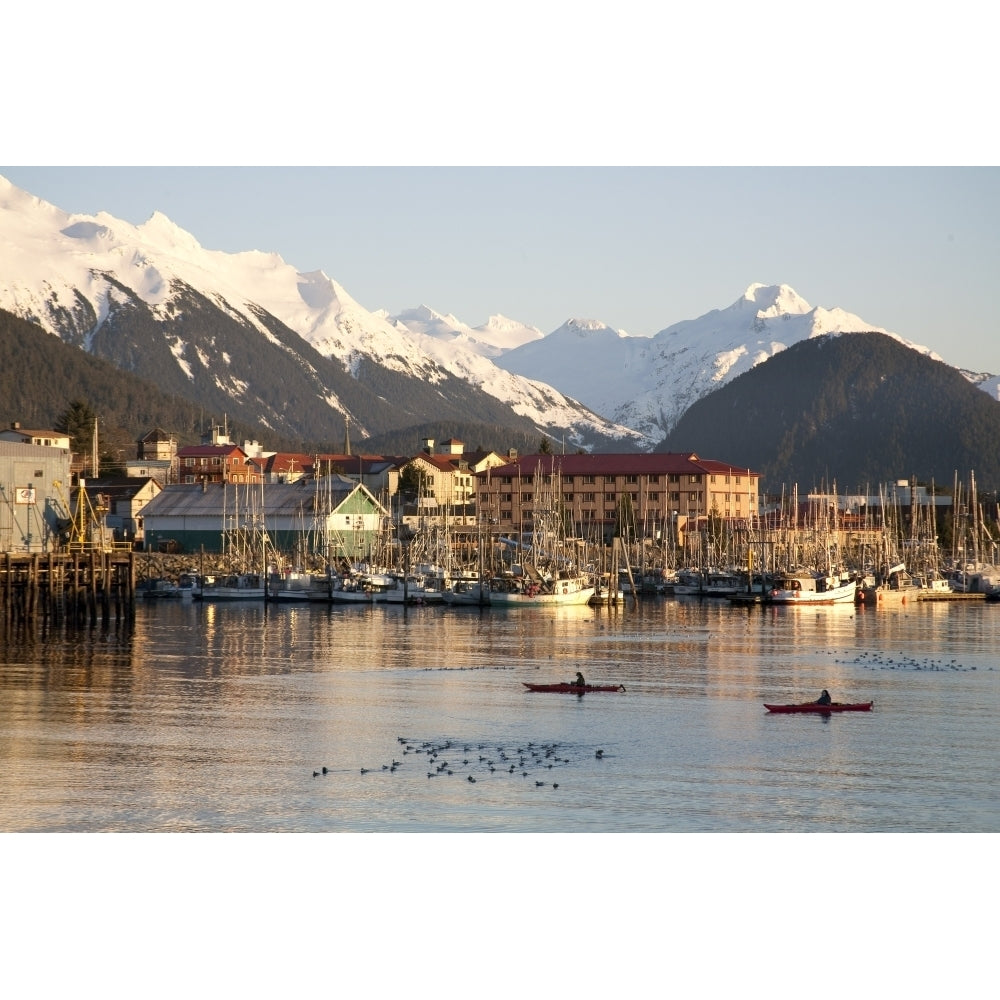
[573,671,586,688]
[816,689,832,705]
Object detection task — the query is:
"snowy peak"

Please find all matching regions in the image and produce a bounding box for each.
[388,305,544,359]
[740,282,812,317]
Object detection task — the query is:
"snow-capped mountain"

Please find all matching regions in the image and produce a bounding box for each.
[381,305,543,359]
[0,174,643,450]
[495,283,955,441]
[2,171,995,456]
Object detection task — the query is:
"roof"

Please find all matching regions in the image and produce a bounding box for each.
[176,443,248,457]
[410,452,467,473]
[0,427,69,441]
[479,453,760,478]
[140,476,389,519]
[140,427,175,442]
[315,454,403,475]
[80,477,160,502]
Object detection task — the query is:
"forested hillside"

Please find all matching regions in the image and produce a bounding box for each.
[657,333,1000,491]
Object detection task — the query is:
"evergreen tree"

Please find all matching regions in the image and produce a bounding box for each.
[55,399,97,455]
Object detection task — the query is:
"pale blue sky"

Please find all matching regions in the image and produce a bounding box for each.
[4,5,997,372]
[5,166,998,372]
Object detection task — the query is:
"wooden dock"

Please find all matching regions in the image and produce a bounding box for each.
[1,550,136,623]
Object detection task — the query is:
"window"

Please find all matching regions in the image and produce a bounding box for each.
[564,493,574,502]
[583,492,595,503]
[520,493,533,504]
[648,492,660,503]
[648,474,659,484]
[689,475,701,483]
[212,457,221,466]
[669,474,679,483]
[184,457,195,467]
[582,475,596,484]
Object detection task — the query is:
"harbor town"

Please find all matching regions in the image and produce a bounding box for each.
[1,419,998,618]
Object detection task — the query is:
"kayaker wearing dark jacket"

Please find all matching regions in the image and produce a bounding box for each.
[573,671,586,688]
[816,689,832,705]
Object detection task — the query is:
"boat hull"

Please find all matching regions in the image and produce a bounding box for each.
[524,682,625,693]
[764,701,873,713]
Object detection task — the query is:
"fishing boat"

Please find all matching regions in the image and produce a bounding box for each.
[443,573,595,607]
[484,573,596,607]
[372,572,446,605]
[764,701,873,713]
[137,577,182,599]
[523,682,626,693]
[192,573,267,601]
[267,569,319,602]
[768,572,857,605]
[441,578,489,606]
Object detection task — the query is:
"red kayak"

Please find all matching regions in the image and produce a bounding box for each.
[765,701,873,714]
[524,682,626,693]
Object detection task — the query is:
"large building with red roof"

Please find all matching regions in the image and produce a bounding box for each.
[477,452,760,542]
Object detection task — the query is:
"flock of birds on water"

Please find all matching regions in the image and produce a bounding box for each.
[823,650,987,672]
[313,736,607,785]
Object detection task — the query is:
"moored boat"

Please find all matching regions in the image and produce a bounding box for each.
[192,573,267,601]
[768,572,857,605]
[764,701,873,713]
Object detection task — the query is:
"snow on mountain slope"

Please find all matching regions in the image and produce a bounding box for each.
[0,174,634,444]
[497,283,947,440]
[386,305,543,359]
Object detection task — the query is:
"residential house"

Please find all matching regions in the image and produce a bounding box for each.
[0,423,72,449]
[134,427,178,485]
[388,438,510,531]
[78,476,162,547]
[176,440,262,486]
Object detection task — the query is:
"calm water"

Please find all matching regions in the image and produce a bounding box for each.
[1,595,998,832]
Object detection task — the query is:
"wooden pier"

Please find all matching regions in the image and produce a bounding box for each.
[1,550,136,624]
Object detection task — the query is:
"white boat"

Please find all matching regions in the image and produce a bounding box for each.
[193,573,267,601]
[442,573,596,607]
[328,573,379,603]
[768,572,857,605]
[703,571,743,597]
[483,573,596,607]
[267,569,320,602]
[673,569,705,596]
[372,573,445,605]
[857,564,921,606]
[441,578,490,606]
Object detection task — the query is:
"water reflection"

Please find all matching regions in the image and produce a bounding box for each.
[2,598,999,831]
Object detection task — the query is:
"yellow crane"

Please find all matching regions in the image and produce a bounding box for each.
[52,479,109,551]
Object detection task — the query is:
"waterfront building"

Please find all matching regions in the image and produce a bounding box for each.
[139,475,390,561]
[476,452,761,544]
[0,439,73,552]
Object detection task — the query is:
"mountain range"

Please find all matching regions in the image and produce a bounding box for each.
[2,172,999,485]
